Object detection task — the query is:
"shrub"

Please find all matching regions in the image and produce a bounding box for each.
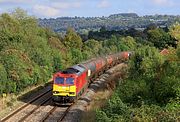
[96,110,110,122]
[0,49,38,92]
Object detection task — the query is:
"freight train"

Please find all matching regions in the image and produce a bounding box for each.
[52,52,131,104]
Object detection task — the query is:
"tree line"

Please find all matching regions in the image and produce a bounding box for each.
[39,13,180,33]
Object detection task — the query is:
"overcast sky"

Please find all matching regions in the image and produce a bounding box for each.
[0,0,180,18]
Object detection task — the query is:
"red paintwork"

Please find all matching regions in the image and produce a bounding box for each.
[76,71,88,94]
[95,58,106,72]
[160,49,169,55]
[121,52,129,60]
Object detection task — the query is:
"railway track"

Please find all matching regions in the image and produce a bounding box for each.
[1,88,52,122]
[40,104,73,122]
[1,85,75,122]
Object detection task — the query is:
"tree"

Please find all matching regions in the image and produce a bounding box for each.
[169,22,180,42]
[71,48,83,64]
[84,39,102,56]
[11,8,29,20]
[100,26,107,32]
[64,27,83,49]
[119,36,137,51]
[0,13,22,51]
[147,28,173,49]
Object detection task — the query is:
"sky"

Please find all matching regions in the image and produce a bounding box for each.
[0,0,180,18]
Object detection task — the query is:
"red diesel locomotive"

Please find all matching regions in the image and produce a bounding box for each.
[52,52,131,104]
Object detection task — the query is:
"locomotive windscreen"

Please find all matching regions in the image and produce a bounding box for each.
[54,77,64,84]
[66,78,74,85]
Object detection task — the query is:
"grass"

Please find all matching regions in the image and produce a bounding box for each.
[0,80,52,119]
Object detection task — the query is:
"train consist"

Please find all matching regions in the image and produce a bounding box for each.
[52,51,131,104]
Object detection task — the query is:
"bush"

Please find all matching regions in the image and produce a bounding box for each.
[117,79,150,106]
[96,110,110,122]
[0,63,8,94]
[0,49,36,92]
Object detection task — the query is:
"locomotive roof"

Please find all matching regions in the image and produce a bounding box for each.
[62,64,86,76]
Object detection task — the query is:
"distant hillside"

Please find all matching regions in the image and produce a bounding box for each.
[39,13,180,33]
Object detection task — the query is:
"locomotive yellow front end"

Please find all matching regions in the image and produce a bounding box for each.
[52,72,77,104]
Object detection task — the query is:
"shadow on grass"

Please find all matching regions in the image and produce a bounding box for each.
[17,82,54,106]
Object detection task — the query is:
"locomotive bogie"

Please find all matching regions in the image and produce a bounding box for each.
[52,95,75,104]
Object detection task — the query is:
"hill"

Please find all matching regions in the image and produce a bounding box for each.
[39,13,180,33]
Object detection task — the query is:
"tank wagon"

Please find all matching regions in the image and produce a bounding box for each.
[52,51,131,104]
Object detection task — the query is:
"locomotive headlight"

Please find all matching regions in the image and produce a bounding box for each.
[53,91,60,94]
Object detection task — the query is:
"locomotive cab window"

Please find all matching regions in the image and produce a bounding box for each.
[54,77,64,84]
[66,78,74,85]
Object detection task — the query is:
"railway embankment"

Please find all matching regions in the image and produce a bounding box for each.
[63,63,128,122]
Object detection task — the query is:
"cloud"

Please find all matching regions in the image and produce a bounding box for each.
[0,0,29,3]
[33,5,60,17]
[51,1,81,9]
[32,1,82,18]
[33,1,82,17]
[151,0,174,6]
[128,9,136,13]
[97,0,110,8]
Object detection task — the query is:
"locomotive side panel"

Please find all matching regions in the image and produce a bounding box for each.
[76,71,89,96]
